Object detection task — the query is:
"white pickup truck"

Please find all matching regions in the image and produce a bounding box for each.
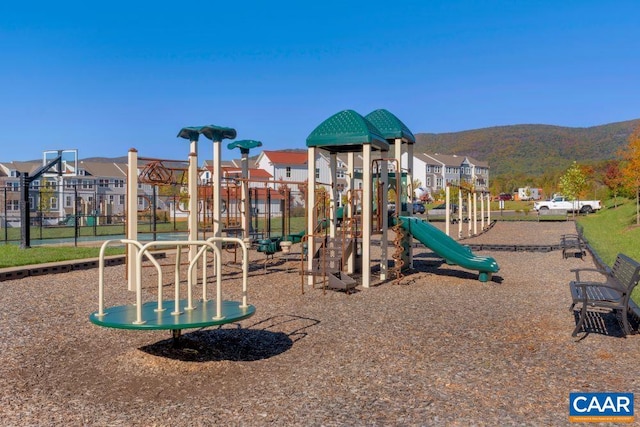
[533,196,602,213]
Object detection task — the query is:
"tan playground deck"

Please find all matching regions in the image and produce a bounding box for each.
[1,221,638,426]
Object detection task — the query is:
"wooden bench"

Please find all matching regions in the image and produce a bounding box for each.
[560,233,587,259]
[569,253,640,337]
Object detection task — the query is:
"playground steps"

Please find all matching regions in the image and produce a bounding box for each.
[303,236,358,293]
[326,271,357,294]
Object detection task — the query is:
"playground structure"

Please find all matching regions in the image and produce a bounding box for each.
[303,109,499,288]
[90,125,257,338]
[90,113,500,339]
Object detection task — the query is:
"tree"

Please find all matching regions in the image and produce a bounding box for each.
[559,162,587,200]
[602,160,624,208]
[620,126,640,225]
[559,162,588,217]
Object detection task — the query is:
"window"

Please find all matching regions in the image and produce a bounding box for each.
[65,196,72,208]
[436,178,443,188]
[426,165,431,173]
[114,179,124,188]
[50,197,58,210]
[286,166,291,178]
[8,200,19,211]
[119,195,125,205]
[433,166,441,173]
[315,168,320,179]
[426,177,431,186]
[82,180,93,189]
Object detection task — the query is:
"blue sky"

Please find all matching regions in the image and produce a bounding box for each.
[1,1,639,162]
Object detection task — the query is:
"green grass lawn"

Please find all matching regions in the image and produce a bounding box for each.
[578,198,640,266]
[0,244,125,268]
[2,200,638,271]
[577,197,640,305]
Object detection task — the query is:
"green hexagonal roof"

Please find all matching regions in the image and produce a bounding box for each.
[364,109,415,143]
[306,110,389,152]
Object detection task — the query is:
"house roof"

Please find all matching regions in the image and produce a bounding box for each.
[419,153,489,168]
[2,161,41,175]
[261,150,308,165]
[80,161,128,178]
[222,166,273,180]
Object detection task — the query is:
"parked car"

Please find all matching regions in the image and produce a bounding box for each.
[497,193,513,201]
[412,202,425,214]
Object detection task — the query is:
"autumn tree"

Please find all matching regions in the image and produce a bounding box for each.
[620,126,640,225]
[602,160,624,208]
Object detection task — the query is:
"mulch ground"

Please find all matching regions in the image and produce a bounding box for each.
[1,220,639,426]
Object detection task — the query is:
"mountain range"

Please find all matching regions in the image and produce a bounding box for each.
[414,119,640,177]
[77,119,640,179]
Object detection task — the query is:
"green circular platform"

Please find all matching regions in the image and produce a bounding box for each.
[89,299,255,330]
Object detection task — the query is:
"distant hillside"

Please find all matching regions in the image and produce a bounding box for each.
[414,119,640,176]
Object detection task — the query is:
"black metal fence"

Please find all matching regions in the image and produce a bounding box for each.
[0,184,180,245]
[0,183,308,246]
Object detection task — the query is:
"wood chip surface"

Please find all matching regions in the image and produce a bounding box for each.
[1,221,637,426]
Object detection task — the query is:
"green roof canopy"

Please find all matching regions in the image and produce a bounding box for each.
[364,109,415,143]
[228,139,263,154]
[306,110,389,153]
[178,125,237,142]
[176,126,203,141]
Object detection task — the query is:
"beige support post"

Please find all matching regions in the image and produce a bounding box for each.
[458,189,463,239]
[212,138,222,271]
[307,147,317,286]
[445,186,450,236]
[480,191,485,230]
[188,150,198,283]
[380,154,388,281]
[467,192,473,237]
[362,144,372,288]
[473,191,478,235]
[487,193,491,224]
[126,148,138,292]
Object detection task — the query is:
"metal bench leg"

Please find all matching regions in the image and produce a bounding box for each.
[621,309,632,337]
[572,304,588,337]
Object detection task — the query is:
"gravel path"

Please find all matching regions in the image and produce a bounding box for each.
[1,221,638,426]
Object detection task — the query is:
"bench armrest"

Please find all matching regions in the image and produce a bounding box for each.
[572,281,625,297]
[571,268,608,282]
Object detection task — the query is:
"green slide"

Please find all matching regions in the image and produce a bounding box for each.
[398,216,499,282]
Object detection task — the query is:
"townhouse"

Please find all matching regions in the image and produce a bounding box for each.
[1,148,490,225]
[407,152,490,200]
